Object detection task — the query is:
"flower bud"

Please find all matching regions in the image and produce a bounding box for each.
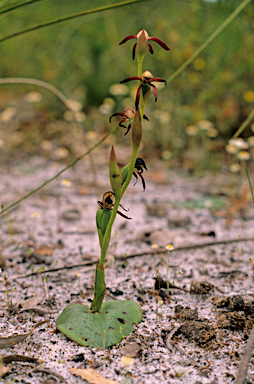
[136,29,148,62]
[121,164,130,185]
[132,109,142,149]
[96,207,112,236]
[109,146,123,198]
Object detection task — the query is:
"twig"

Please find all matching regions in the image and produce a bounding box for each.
[7,260,96,281]
[105,290,118,300]
[235,325,254,384]
[165,325,182,352]
[115,237,254,260]
[30,366,66,382]
[3,236,254,282]
[165,325,209,369]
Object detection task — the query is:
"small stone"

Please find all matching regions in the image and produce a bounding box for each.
[121,342,141,357]
[181,320,215,346]
[61,209,81,221]
[179,307,198,321]
[167,214,191,228]
[217,312,245,330]
[0,254,6,270]
[190,282,214,295]
[146,202,167,218]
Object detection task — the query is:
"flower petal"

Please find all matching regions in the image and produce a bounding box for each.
[117,210,132,220]
[119,35,137,45]
[135,84,143,110]
[132,171,138,186]
[124,123,131,136]
[148,43,154,55]
[138,171,146,191]
[152,78,167,85]
[109,112,124,123]
[151,84,158,102]
[149,37,170,51]
[132,42,137,60]
[119,119,127,128]
[120,77,141,84]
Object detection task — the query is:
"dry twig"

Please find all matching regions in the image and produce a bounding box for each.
[235,325,254,384]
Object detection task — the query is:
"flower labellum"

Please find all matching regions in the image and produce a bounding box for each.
[122,158,148,191]
[119,29,170,60]
[120,70,167,110]
[97,192,132,220]
[109,107,148,136]
[133,158,148,191]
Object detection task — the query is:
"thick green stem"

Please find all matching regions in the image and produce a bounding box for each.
[99,195,121,266]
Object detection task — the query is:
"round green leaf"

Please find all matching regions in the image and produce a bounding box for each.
[56,300,142,348]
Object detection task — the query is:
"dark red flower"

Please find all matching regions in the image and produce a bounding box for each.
[119,29,170,60]
[109,107,149,135]
[98,191,132,219]
[120,70,167,110]
[133,158,148,191]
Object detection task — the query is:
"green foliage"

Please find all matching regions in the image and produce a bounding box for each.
[90,263,106,311]
[56,300,142,348]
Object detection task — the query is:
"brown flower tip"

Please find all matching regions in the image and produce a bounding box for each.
[119,29,170,60]
[109,107,149,135]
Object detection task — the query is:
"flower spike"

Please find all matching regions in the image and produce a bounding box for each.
[119,29,170,60]
[109,107,148,136]
[120,70,167,110]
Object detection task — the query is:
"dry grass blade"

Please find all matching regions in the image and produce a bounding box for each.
[2,354,40,365]
[0,320,49,349]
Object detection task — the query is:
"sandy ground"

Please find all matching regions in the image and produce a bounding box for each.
[0,153,254,384]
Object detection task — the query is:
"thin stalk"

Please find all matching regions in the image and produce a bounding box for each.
[121,146,139,196]
[166,0,251,86]
[245,162,254,204]
[0,0,147,44]
[0,126,118,216]
[232,106,254,139]
[137,60,144,118]
[0,0,43,16]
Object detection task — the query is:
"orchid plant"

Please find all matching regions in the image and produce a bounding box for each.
[56,29,170,348]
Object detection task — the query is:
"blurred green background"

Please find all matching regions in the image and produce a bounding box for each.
[0,0,253,172]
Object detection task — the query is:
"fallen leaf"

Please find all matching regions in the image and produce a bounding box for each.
[0,363,9,377]
[69,368,120,384]
[20,295,44,309]
[0,320,49,349]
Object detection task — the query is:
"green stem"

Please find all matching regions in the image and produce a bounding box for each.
[121,59,144,196]
[0,0,147,44]
[99,195,121,266]
[0,0,42,16]
[232,106,254,139]
[94,52,145,309]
